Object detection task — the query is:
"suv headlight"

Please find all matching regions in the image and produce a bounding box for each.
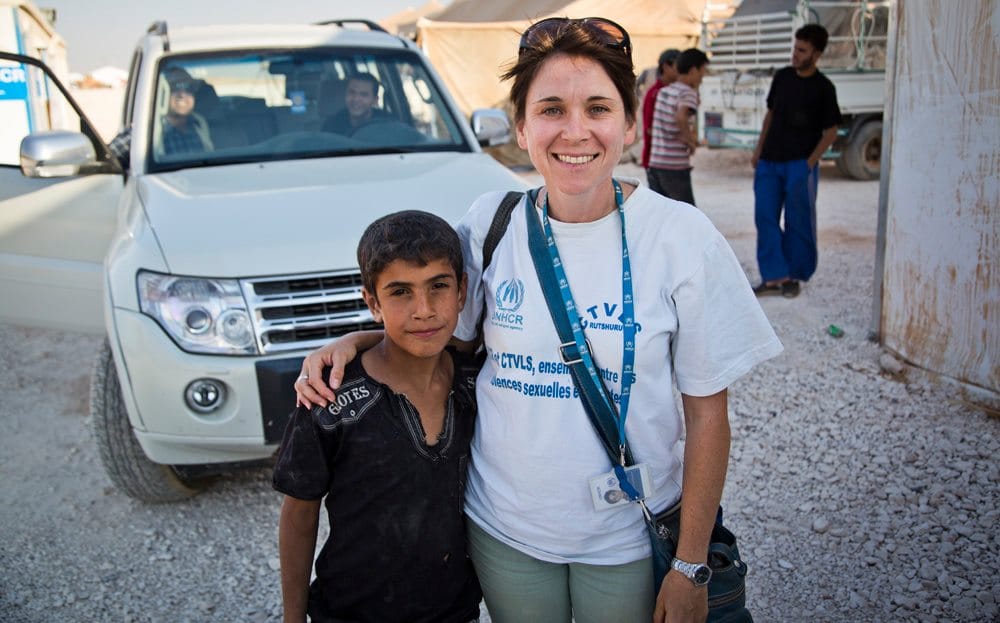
[137,271,257,355]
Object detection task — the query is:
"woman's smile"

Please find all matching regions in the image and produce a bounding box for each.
[554,153,598,165]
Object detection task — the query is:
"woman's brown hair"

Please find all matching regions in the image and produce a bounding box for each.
[502,19,637,125]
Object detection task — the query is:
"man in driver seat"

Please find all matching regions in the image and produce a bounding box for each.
[161,68,214,155]
[322,73,388,136]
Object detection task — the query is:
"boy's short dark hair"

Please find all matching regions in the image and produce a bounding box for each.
[795,24,829,53]
[675,48,709,75]
[658,48,681,71]
[357,210,463,295]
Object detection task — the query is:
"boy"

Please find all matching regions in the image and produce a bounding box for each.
[273,210,480,623]
[647,48,710,206]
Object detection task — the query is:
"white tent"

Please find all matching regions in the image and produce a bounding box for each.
[416,0,735,115]
[90,65,128,87]
[379,0,447,40]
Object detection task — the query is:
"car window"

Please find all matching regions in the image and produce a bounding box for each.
[148,48,469,171]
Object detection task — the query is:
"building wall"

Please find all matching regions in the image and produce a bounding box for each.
[877,0,998,396]
[0,1,69,165]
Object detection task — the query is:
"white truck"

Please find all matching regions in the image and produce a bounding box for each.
[698,0,889,179]
[0,19,523,502]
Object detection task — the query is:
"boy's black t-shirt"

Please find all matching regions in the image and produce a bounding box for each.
[760,66,842,161]
[273,349,481,623]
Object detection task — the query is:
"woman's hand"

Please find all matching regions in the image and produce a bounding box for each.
[294,331,383,408]
[654,390,730,622]
[654,571,708,623]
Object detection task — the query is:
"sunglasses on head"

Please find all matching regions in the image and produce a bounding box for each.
[519,17,631,58]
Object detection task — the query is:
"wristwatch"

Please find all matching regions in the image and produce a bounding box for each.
[671,557,712,586]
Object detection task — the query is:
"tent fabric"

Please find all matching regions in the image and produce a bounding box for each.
[379,0,446,40]
[428,0,570,22]
[417,0,729,115]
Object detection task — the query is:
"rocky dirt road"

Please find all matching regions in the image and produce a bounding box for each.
[1,151,997,622]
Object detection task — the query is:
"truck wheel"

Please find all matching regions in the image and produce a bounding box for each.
[835,153,852,178]
[90,339,203,503]
[839,121,882,180]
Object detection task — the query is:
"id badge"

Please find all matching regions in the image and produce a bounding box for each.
[589,463,653,511]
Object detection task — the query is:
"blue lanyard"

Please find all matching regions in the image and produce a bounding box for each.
[540,180,636,463]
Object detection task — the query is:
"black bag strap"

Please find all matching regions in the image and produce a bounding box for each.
[483,191,524,272]
[522,188,636,468]
[474,191,524,345]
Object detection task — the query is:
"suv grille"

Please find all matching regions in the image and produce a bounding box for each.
[244,270,381,354]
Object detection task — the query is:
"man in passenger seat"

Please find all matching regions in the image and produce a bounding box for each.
[321,74,388,136]
[161,68,214,155]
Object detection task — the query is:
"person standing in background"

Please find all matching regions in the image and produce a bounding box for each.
[641,48,680,173]
[751,24,841,298]
[647,48,709,206]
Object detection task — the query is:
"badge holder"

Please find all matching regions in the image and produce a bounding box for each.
[590,463,653,511]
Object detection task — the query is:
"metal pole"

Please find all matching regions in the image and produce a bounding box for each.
[869,0,897,341]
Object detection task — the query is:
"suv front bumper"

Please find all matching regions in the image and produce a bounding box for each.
[112,308,302,465]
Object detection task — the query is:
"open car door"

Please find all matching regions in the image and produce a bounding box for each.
[0,51,123,333]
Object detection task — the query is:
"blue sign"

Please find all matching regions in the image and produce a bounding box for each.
[0,65,29,100]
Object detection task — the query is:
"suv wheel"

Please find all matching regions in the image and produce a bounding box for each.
[90,340,204,502]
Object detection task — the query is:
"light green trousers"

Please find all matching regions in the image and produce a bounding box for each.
[467,519,655,623]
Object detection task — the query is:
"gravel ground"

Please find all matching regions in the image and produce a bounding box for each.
[1,150,997,622]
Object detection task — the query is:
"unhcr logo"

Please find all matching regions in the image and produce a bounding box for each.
[495,278,525,312]
[492,278,525,329]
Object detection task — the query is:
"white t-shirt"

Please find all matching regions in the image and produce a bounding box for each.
[455,181,782,565]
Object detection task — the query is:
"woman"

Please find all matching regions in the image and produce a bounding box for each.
[296,17,781,623]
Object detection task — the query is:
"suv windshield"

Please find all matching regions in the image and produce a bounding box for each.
[149,48,469,170]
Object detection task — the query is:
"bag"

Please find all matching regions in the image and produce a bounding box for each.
[647,503,753,622]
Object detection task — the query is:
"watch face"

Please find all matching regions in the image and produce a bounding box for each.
[693,565,712,585]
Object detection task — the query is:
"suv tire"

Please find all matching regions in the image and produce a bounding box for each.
[90,339,203,502]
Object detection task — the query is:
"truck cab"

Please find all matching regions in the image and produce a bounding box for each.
[1,19,522,502]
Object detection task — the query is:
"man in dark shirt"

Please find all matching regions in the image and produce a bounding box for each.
[321,73,389,136]
[751,24,842,298]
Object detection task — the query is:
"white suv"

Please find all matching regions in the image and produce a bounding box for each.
[0,20,523,501]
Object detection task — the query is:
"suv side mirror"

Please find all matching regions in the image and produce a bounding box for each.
[471,109,511,147]
[20,130,106,178]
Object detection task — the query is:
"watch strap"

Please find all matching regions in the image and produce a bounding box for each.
[671,557,712,586]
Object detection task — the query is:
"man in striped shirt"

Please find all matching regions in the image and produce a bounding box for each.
[647,48,709,206]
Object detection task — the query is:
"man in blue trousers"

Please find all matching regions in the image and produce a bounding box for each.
[751,23,841,298]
